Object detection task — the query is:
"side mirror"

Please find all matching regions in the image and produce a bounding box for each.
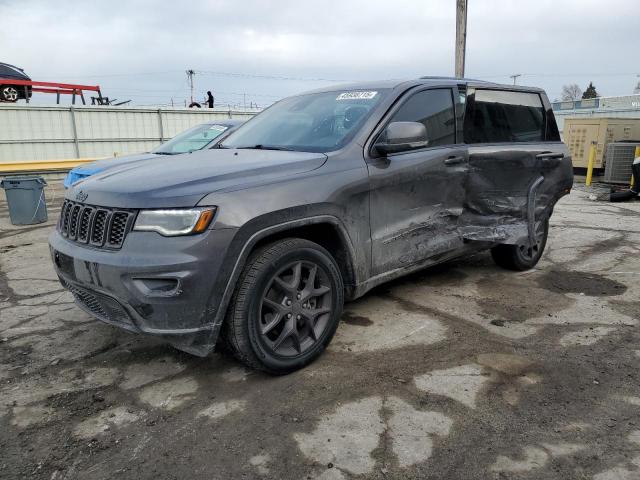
[375,121,429,155]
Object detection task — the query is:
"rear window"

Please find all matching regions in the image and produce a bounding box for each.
[464,90,545,143]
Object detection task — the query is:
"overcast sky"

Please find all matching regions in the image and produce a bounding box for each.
[2,0,638,107]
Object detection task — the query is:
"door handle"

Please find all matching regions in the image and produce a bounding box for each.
[444,156,465,165]
[535,152,564,160]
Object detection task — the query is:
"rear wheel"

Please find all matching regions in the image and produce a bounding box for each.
[491,217,549,271]
[1,85,19,102]
[222,238,344,374]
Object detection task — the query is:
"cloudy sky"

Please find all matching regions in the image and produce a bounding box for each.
[3,0,638,107]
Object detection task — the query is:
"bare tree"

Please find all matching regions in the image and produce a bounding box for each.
[561,84,582,101]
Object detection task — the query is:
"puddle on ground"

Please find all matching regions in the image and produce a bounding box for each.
[341,312,373,326]
[538,270,627,297]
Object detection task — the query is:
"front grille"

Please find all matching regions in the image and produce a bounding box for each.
[58,200,136,249]
[92,210,108,245]
[108,212,129,246]
[78,207,93,242]
[63,280,132,326]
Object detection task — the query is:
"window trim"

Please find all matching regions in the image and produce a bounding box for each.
[365,86,459,160]
[463,87,547,145]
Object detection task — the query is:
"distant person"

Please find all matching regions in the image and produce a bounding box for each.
[207,91,214,108]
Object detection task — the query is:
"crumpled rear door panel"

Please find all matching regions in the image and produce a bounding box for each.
[458,142,571,245]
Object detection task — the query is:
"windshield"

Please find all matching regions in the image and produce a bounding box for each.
[221,89,388,153]
[154,123,230,154]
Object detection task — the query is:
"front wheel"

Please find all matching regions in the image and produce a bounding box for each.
[222,238,344,374]
[1,85,19,102]
[491,217,549,271]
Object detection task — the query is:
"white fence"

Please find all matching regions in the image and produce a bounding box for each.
[0,105,258,165]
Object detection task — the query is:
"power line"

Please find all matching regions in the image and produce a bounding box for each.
[477,72,638,79]
[45,69,351,83]
[105,87,282,98]
[196,69,349,82]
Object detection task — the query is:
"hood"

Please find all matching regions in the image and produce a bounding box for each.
[67,148,328,208]
[73,153,160,175]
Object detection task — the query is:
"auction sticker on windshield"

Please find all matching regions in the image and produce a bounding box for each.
[336,91,377,100]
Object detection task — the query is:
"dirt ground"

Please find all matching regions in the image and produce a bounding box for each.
[1,180,639,480]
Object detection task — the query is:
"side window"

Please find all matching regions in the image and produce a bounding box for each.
[464,90,545,143]
[385,89,456,147]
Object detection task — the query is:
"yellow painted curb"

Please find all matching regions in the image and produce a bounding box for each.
[0,158,103,173]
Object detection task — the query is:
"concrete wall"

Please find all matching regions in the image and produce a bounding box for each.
[0,105,258,164]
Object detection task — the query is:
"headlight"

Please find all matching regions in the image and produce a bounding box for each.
[133,207,216,236]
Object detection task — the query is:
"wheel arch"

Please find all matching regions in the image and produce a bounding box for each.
[210,215,360,341]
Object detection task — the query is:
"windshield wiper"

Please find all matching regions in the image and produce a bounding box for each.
[154,151,176,155]
[236,144,294,151]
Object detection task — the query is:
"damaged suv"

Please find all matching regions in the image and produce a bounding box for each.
[50,78,573,374]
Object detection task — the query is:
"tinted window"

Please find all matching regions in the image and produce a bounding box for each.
[385,89,456,147]
[464,90,545,143]
[0,63,28,80]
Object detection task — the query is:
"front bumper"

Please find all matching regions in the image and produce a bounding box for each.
[49,226,237,355]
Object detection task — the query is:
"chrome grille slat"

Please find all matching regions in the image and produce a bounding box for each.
[61,201,71,236]
[77,207,94,243]
[69,205,81,240]
[108,212,129,247]
[57,200,135,250]
[91,210,109,246]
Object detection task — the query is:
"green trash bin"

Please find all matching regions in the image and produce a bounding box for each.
[0,175,48,225]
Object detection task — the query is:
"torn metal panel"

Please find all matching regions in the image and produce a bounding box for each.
[459,142,571,244]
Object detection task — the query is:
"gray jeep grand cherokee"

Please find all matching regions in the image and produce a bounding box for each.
[50,77,573,374]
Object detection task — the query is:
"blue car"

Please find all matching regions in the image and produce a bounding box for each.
[64,120,243,188]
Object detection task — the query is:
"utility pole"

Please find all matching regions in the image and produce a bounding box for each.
[455,0,468,78]
[186,69,196,104]
[510,74,521,85]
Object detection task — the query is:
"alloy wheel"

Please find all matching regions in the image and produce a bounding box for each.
[258,260,333,357]
[2,87,18,102]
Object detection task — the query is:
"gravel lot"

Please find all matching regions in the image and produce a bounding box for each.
[1,180,639,480]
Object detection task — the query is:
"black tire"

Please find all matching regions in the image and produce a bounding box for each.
[222,238,344,374]
[491,218,549,271]
[610,190,637,202]
[189,102,201,108]
[1,85,19,102]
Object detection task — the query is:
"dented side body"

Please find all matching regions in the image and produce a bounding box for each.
[49,77,573,355]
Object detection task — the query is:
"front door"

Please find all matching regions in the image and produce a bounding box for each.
[366,88,467,276]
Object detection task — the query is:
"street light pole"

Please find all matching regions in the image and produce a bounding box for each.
[186,69,196,104]
[510,74,521,85]
[455,0,468,78]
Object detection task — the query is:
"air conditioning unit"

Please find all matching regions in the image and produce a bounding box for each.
[563,118,640,169]
[603,142,640,184]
